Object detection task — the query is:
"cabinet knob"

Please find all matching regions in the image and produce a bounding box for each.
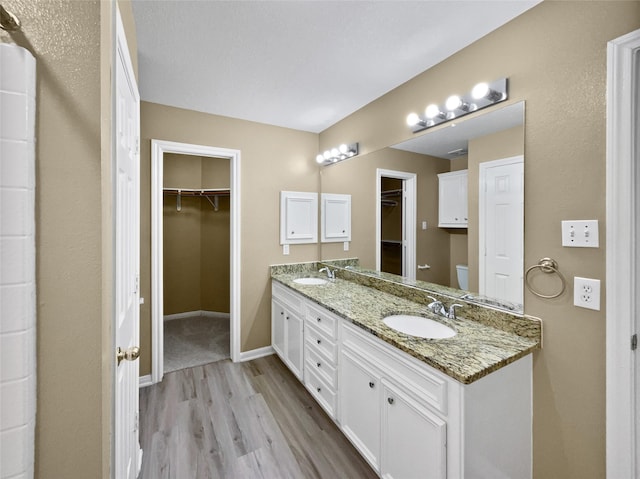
[286,316,289,320]
[280,311,284,315]
[316,339,321,345]
[387,397,395,405]
[455,217,459,221]
[317,317,321,322]
[316,362,321,368]
[342,230,345,233]
[369,382,375,388]
[317,387,322,393]
[291,231,295,234]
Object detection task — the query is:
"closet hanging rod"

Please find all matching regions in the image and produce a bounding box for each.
[162,187,230,197]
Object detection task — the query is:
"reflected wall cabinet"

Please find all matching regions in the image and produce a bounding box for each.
[321,193,351,243]
[280,191,318,244]
[438,170,468,228]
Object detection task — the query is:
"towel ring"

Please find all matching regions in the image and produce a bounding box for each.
[525,257,566,299]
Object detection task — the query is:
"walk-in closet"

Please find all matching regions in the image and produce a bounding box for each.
[380,177,403,275]
[162,153,230,372]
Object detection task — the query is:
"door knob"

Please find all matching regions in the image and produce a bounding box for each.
[116,346,140,365]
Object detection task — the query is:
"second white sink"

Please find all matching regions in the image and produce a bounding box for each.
[293,277,328,285]
[383,314,456,339]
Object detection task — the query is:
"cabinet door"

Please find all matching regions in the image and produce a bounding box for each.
[438,171,468,227]
[286,310,304,380]
[271,299,286,361]
[339,348,382,472]
[321,193,351,242]
[280,191,318,244]
[381,381,446,479]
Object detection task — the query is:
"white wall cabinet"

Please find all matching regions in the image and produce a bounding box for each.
[438,170,468,228]
[280,191,318,244]
[272,282,532,479]
[271,283,304,380]
[321,193,351,243]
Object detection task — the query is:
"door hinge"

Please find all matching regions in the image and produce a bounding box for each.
[632,333,638,351]
[135,412,139,432]
[135,137,140,155]
[134,274,139,294]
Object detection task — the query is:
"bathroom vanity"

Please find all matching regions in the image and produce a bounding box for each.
[271,262,540,479]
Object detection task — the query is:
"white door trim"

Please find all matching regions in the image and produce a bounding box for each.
[606,28,640,479]
[478,155,524,302]
[150,140,241,385]
[376,169,417,280]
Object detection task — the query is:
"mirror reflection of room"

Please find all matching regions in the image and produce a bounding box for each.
[162,154,231,372]
[380,177,403,276]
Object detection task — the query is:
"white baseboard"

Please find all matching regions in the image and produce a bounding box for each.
[163,310,230,322]
[239,346,275,362]
[139,374,153,388]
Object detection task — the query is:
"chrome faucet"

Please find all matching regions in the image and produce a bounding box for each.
[319,267,335,280]
[447,304,463,320]
[427,296,447,317]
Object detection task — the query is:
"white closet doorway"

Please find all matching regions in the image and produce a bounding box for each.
[151,141,241,385]
[375,169,417,280]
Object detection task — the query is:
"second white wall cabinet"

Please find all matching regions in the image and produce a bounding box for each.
[321,193,351,243]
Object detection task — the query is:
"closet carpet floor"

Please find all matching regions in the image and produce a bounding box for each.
[139,355,377,479]
[164,315,230,373]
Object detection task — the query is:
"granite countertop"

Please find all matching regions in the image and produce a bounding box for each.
[271,269,540,384]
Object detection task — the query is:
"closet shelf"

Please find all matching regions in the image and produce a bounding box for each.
[163,188,230,212]
[381,189,402,198]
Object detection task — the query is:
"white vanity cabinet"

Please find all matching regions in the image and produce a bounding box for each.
[271,282,304,380]
[340,321,448,478]
[271,282,532,479]
[438,170,468,227]
[339,320,532,479]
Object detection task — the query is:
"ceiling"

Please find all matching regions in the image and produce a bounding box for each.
[132,1,540,134]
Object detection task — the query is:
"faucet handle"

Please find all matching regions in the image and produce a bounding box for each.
[447,304,463,319]
[427,296,445,315]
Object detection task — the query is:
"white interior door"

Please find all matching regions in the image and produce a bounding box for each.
[114,8,141,478]
[479,156,524,305]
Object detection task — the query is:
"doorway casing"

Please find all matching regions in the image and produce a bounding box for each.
[606,28,640,479]
[150,140,241,385]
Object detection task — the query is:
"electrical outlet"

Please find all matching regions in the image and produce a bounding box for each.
[574,277,600,310]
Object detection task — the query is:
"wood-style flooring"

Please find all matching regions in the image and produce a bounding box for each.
[139,354,377,479]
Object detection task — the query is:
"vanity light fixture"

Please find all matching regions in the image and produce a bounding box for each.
[315,142,359,166]
[406,78,508,133]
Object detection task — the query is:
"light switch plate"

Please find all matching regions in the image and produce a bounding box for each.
[283,244,290,255]
[343,241,349,251]
[562,220,599,247]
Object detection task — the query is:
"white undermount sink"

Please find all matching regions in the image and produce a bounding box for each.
[383,314,456,339]
[293,277,328,285]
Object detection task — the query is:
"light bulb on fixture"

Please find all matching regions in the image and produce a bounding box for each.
[425,104,443,119]
[331,148,339,157]
[339,144,348,154]
[316,154,324,164]
[471,82,504,101]
[323,150,331,160]
[406,112,421,127]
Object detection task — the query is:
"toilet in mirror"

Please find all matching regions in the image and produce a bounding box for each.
[320,101,525,313]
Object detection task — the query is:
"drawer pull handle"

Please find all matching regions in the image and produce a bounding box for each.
[317,317,321,322]
[387,397,394,405]
[316,339,321,345]
[317,387,322,393]
[369,382,375,388]
[316,362,321,368]
[280,311,284,315]
[286,316,289,320]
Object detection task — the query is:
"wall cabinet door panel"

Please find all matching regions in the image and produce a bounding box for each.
[321,193,351,242]
[438,170,468,228]
[280,191,318,244]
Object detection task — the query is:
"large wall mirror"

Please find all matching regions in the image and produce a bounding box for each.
[319,101,525,313]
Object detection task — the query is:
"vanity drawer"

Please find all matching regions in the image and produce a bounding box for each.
[306,302,338,339]
[305,344,337,387]
[304,361,337,419]
[272,281,303,312]
[341,321,448,415]
[304,323,337,363]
